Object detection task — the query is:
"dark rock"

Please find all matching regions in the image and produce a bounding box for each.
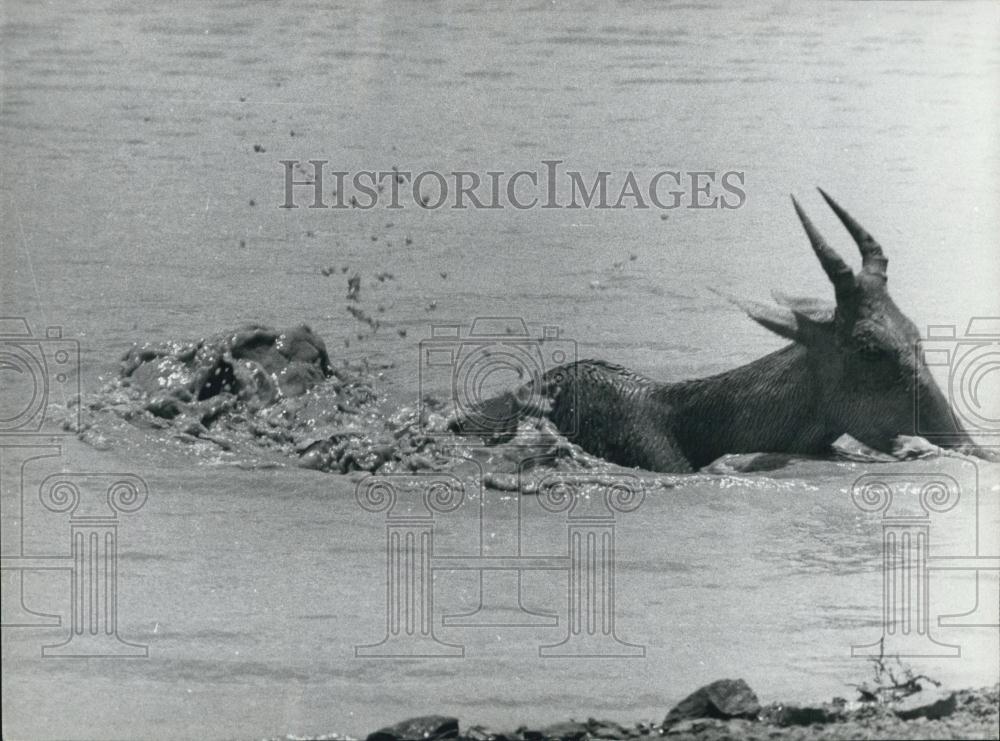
[510,729,544,741]
[665,718,754,738]
[462,725,509,741]
[585,718,634,738]
[765,703,842,726]
[663,678,760,727]
[366,715,458,741]
[893,688,957,720]
[537,721,588,740]
[662,718,729,736]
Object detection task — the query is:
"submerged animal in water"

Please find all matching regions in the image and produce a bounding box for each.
[459,190,987,472]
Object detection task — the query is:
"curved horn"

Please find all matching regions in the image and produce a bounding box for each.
[790,195,855,297]
[817,188,888,277]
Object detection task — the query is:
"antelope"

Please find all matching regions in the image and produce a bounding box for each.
[458,190,990,472]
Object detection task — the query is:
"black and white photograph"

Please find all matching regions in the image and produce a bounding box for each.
[1,1,998,739]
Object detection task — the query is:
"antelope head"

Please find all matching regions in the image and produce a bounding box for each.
[737,189,971,454]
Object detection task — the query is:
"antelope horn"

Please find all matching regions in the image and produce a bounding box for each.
[791,195,855,297]
[817,188,888,277]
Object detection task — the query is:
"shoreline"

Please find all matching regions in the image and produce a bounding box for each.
[269,681,999,741]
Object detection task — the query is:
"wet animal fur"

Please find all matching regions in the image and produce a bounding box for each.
[458,190,987,472]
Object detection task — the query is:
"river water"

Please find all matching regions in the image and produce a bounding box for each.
[2,1,999,739]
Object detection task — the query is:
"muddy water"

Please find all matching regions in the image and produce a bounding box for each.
[2,1,999,739]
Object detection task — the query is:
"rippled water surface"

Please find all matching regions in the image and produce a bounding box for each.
[2,1,999,739]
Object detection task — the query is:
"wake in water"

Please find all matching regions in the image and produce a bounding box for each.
[68,323,611,479]
[68,323,971,487]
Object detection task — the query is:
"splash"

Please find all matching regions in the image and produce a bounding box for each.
[68,324,960,486]
[67,323,608,479]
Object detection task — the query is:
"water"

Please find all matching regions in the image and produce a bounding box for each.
[2,1,999,739]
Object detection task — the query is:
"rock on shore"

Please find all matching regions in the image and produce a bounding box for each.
[267,682,999,741]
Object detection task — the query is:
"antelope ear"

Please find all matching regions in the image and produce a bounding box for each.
[721,296,801,341]
[713,289,833,344]
[716,292,833,344]
[787,308,835,344]
[771,291,836,323]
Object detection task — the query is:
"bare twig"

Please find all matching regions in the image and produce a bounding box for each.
[846,637,940,704]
